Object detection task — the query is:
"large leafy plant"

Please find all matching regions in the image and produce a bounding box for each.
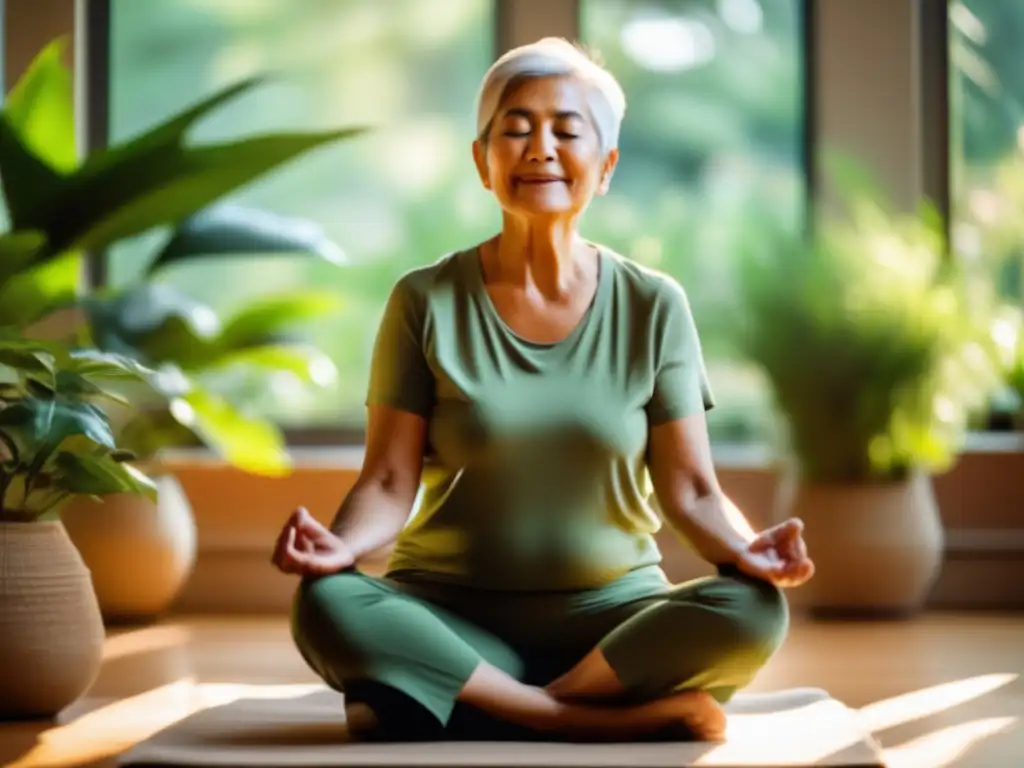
[79,205,346,476]
[0,38,366,475]
[730,175,1001,484]
[0,333,157,522]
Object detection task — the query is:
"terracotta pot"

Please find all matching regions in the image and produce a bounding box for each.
[61,473,197,623]
[774,471,945,617]
[0,521,105,719]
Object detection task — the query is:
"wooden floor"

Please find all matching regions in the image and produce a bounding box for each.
[1,612,1021,767]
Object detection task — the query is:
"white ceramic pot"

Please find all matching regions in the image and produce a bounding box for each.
[0,521,105,718]
[774,471,945,617]
[61,473,197,623]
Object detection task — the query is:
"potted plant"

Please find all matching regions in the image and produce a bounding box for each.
[0,331,157,718]
[0,38,364,621]
[59,216,343,622]
[728,170,1002,616]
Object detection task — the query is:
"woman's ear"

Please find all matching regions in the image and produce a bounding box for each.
[597,148,619,195]
[472,139,491,190]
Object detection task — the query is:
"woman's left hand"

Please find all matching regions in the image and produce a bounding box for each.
[736,518,815,588]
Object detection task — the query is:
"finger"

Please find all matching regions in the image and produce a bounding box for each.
[797,557,815,582]
[791,534,808,562]
[284,533,319,573]
[746,533,773,553]
[739,556,785,585]
[295,507,330,538]
[272,508,307,565]
[775,521,806,562]
[779,518,804,544]
[271,523,296,568]
[281,527,310,573]
[781,558,815,587]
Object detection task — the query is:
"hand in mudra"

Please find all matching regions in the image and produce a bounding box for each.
[271,507,355,577]
[737,517,815,588]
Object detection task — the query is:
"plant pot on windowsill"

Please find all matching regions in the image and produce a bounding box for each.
[728,157,1003,617]
[772,468,944,617]
[60,459,196,625]
[0,519,106,720]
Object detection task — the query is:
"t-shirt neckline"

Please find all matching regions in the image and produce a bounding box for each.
[467,243,611,350]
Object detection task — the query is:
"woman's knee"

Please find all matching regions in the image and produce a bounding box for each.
[704,566,790,656]
[291,570,385,684]
[603,572,789,701]
[656,570,789,688]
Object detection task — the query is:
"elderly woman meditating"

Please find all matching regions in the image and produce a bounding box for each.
[271,37,815,743]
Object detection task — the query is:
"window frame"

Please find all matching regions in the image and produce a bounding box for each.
[79,0,817,448]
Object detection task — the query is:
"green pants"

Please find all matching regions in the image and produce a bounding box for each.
[291,564,788,741]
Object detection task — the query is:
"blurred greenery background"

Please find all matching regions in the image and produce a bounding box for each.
[104,0,1024,444]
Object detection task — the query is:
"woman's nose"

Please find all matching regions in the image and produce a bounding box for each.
[525,128,556,162]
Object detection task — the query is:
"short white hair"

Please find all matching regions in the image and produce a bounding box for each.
[474,37,626,153]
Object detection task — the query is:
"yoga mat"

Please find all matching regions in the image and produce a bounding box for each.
[118,685,885,767]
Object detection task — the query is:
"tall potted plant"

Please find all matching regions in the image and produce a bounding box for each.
[729,176,1001,616]
[0,39,363,621]
[0,332,157,718]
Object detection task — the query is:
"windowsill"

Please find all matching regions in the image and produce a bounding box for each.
[158,430,1024,472]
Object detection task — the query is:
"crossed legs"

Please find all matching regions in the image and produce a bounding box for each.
[292,567,788,741]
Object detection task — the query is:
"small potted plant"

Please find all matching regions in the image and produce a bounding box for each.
[728,166,1002,616]
[61,233,342,622]
[0,331,156,718]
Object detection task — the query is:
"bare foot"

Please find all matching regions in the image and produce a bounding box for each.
[645,689,727,741]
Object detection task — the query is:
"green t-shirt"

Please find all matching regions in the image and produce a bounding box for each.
[367,245,714,592]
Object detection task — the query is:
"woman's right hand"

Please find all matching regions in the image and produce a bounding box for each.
[271,507,355,577]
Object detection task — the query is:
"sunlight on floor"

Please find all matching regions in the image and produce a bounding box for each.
[883,717,1018,768]
[858,673,1018,733]
[695,699,869,764]
[6,679,323,768]
[5,624,1020,768]
[859,674,1020,768]
[101,624,194,662]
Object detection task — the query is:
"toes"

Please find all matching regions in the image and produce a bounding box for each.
[680,690,728,742]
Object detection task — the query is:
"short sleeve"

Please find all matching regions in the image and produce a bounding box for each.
[645,280,715,425]
[365,277,435,418]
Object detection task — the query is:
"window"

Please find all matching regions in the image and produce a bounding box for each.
[579,0,807,443]
[108,0,497,428]
[949,0,1024,427]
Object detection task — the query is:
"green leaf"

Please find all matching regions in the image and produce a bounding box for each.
[67,348,158,382]
[0,429,19,464]
[0,397,115,477]
[26,369,131,405]
[102,75,267,163]
[147,203,346,276]
[0,250,83,328]
[0,343,55,378]
[172,386,291,477]
[0,230,49,285]
[85,283,221,368]
[2,36,76,173]
[116,406,199,459]
[52,451,157,500]
[205,343,337,385]
[215,290,344,351]
[63,126,368,254]
[0,116,66,236]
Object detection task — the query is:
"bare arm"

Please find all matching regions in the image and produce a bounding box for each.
[328,404,427,562]
[647,411,758,566]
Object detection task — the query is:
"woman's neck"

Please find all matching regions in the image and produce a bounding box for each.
[491,215,589,299]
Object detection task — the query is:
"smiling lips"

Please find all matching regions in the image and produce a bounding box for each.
[516,175,566,185]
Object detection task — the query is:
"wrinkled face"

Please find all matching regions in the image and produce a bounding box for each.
[473,75,618,220]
